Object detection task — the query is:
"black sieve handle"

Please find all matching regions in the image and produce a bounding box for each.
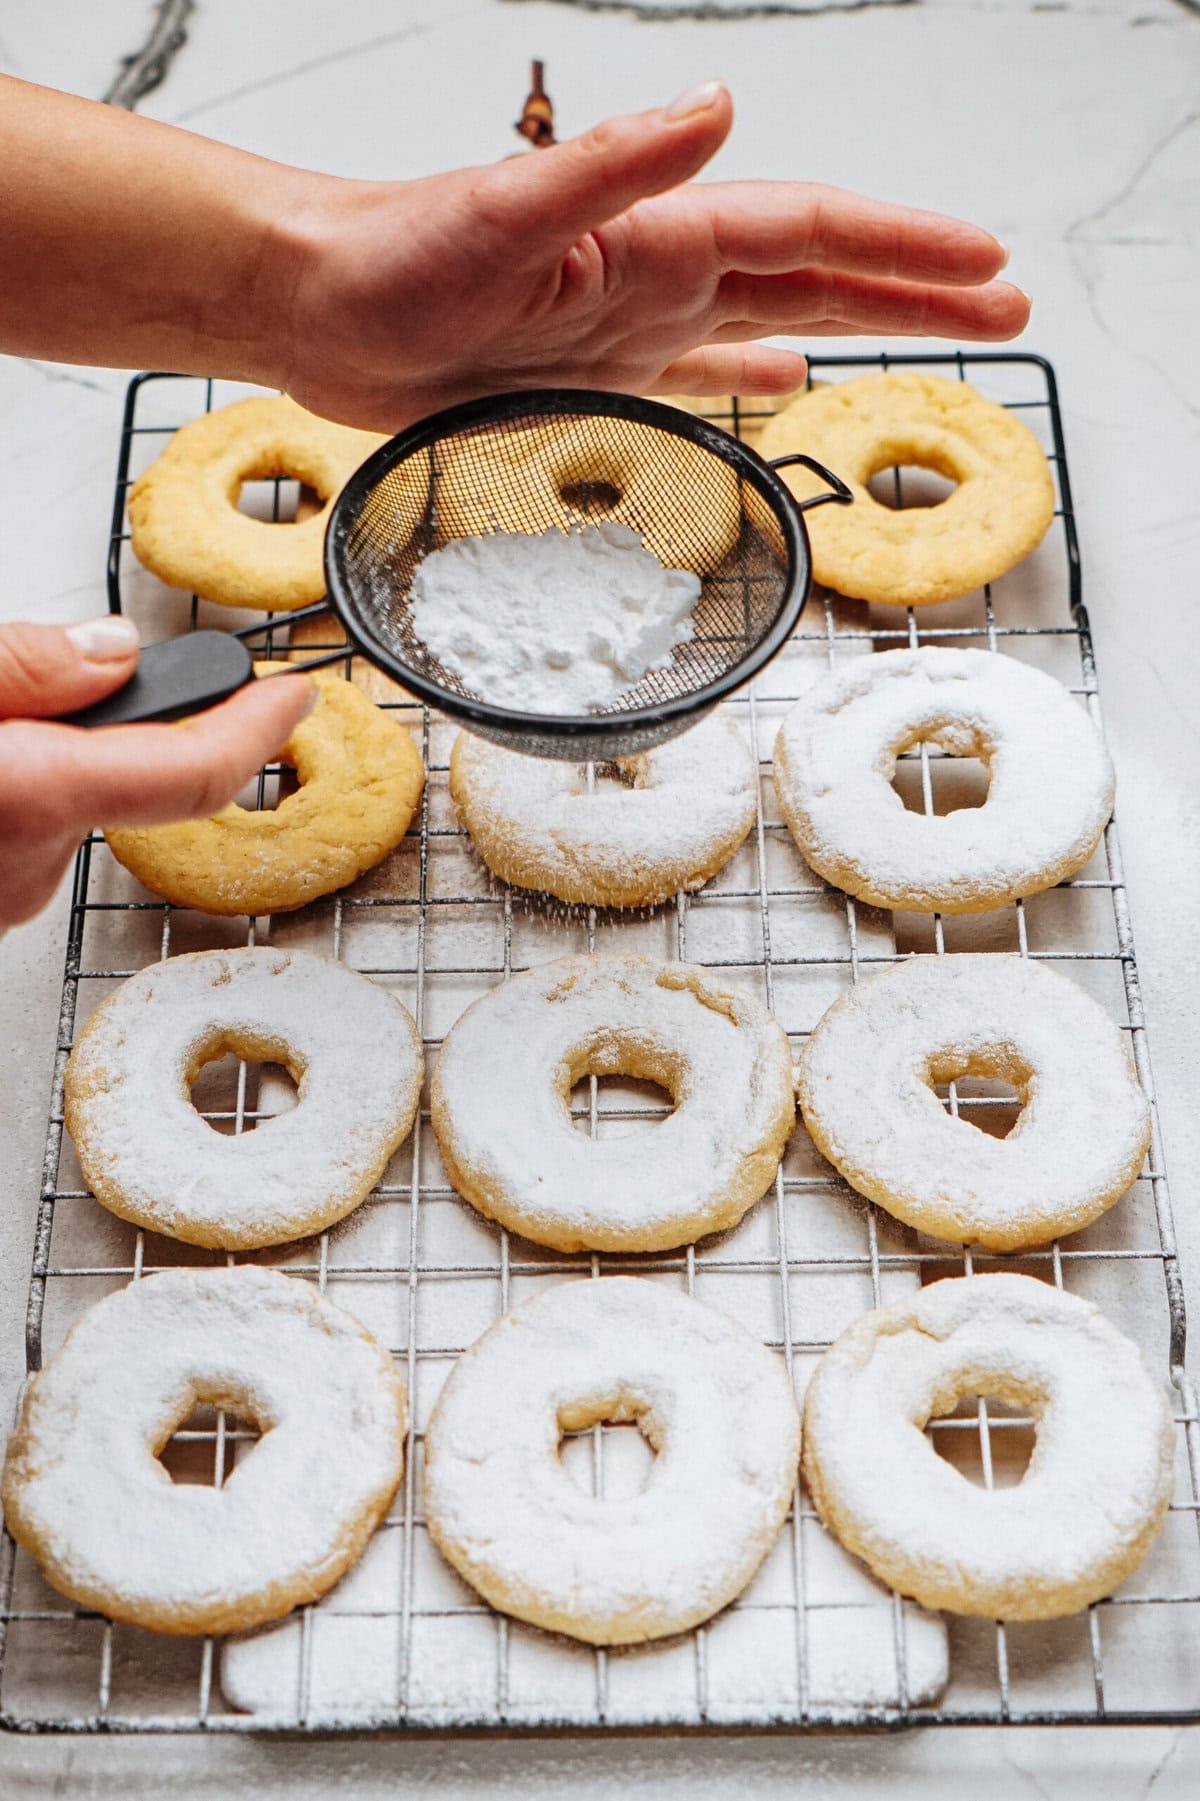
[768,454,854,512]
[56,605,354,729]
[57,631,258,728]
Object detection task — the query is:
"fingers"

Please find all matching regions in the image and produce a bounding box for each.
[85,669,317,827]
[714,271,1030,340]
[655,343,809,396]
[0,669,315,932]
[0,615,140,721]
[473,83,733,262]
[0,669,316,844]
[702,182,1008,286]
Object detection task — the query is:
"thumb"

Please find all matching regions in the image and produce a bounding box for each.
[483,82,732,258]
[0,616,141,721]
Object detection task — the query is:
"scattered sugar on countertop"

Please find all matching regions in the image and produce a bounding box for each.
[407,522,701,714]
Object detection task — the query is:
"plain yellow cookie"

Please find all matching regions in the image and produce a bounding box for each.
[105,672,424,915]
[758,372,1055,607]
[128,394,385,611]
[434,413,742,575]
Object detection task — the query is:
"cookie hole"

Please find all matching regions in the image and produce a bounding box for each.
[935,1074,1025,1141]
[235,476,325,525]
[569,1074,675,1139]
[157,1403,263,1487]
[892,748,990,815]
[236,478,302,524]
[559,1420,658,1500]
[927,1396,1036,1489]
[190,1054,299,1135]
[232,762,301,813]
[867,464,958,509]
[927,1047,1031,1143]
[559,478,623,516]
[587,761,636,794]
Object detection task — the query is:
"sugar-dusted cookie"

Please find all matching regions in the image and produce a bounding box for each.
[65,947,423,1250]
[773,648,1113,913]
[449,710,758,907]
[431,954,795,1252]
[797,954,1150,1250]
[424,1277,801,1644]
[802,1274,1174,1620]
[2,1267,407,1635]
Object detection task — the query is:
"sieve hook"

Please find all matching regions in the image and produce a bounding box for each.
[768,453,854,512]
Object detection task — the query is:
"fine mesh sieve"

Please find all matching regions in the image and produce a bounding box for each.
[324,389,851,761]
[61,389,849,747]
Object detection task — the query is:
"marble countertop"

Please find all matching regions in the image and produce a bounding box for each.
[1,0,1199,1793]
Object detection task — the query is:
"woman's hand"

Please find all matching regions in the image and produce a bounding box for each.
[277,83,1028,430]
[0,76,1026,432]
[0,618,315,932]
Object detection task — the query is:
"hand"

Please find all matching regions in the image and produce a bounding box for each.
[0,75,1027,428]
[278,83,1028,430]
[0,618,315,932]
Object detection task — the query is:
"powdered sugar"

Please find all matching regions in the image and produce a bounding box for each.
[423,1276,801,1645]
[407,523,700,713]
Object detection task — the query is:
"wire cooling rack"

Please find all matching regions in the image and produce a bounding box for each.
[3,353,1199,1735]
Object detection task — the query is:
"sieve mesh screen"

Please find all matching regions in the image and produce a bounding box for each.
[326,392,803,758]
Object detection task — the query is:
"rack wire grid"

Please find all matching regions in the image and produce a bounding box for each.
[2,351,1199,1736]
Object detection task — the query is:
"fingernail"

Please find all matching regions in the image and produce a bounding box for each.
[66,615,140,661]
[994,239,1010,270]
[1012,282,1032,305]
[296,677,320,719]
[665,80,724,121]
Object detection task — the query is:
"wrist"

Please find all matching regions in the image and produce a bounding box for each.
[253,170,418,427]
[0,80,338,386]
[209,160,334,394]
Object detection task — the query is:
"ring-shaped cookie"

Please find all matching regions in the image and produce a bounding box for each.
[797,955,1150,1250]
[424,1276,801,1645]
[801,1274,1174,1621]
[434,417,741,574]
[773,648,1114,914]
[431,954,796,1252]
[449,711,758,907]
[758,372,1055,606]
[1,1267,407,1635]
[129,395,385,611]
[64,948,423,1250]
[105,672,425,916]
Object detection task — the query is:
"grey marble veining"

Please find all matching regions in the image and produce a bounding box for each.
[501,0,920,20]
[103,0,194,109]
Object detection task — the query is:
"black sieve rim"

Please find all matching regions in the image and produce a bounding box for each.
[323,388,810,749]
